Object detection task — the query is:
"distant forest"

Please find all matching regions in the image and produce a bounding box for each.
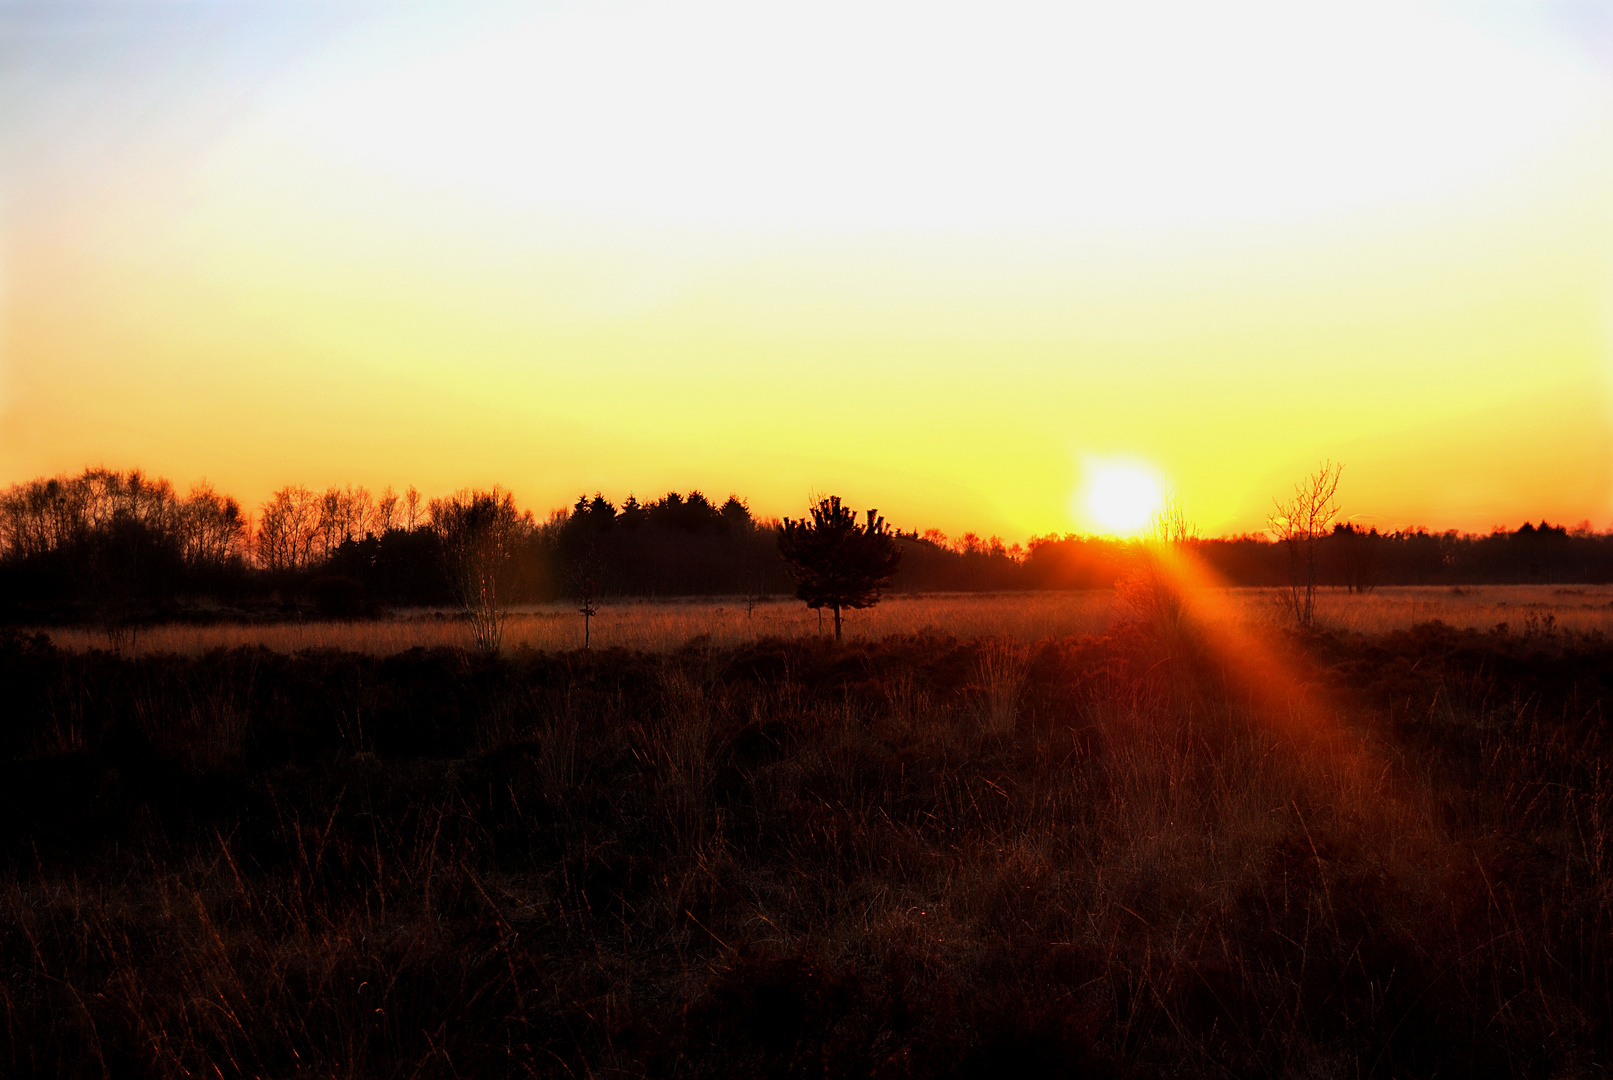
[2,467,1611,624]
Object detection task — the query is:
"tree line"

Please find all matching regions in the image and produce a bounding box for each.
[2,465,1611,625]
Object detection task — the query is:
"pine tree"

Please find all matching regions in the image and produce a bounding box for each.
[776,496,901,641]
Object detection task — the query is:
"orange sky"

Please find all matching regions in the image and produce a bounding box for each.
[4,1,1612,539]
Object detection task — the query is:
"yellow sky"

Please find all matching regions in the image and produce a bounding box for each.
[4,1,1612,538]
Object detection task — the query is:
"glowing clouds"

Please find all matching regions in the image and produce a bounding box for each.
[1078,460,1164,535]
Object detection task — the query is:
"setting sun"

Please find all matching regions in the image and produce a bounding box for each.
[1082,461,1164,535]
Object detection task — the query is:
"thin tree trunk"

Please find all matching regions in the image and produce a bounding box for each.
[1304,535,1317,627]
[833,604,842,641]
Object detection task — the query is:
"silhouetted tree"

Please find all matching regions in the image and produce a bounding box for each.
[720,495,752,530]
[374,486,400,534]
[569,492,616,535]
[177,482,247,569]
[256,485,323,572]
[649,490,722,532]
[618,494,647,531]
[402,486,424,531]
[1330,522,1382,594]
[1269,462,1342,628]
[0,467,252,624]
[776,496,901,641]
[574,545,601,649]
[431,487,529,653]
[15,465,1613,626]
[315,484,379,561]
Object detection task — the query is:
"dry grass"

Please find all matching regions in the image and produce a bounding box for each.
[35,591,1117,655]
[1306,583,1613,634]
[6,625,1611,1076]
[35,584,1613,657]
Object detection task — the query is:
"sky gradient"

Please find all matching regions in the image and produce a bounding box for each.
[4,1,1613,538]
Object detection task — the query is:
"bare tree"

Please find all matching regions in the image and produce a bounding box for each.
[403,486,424,532]
[575,556,600,649]
[0,473,96,560]
[178,482,247,567]
[431,487,529,654]
[316,489,341,561]
[1269,461,1343,628]
[76,468,178,537]
[345,485,375,542]
[316,485,376,559]
[256,485,322,571]
[0,465,249,587]
[374,486,400,535]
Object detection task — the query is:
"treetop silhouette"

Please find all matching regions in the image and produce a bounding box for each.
[4,466,1612,629]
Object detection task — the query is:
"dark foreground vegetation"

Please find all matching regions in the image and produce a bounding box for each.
[4,620,1612,1077]
[5,466,1613,626]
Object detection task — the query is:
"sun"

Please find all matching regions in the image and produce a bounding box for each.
[1081,461,1163,536]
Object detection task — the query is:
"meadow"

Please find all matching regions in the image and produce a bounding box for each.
[5,596,1612,1077]
[32,583,1613,656]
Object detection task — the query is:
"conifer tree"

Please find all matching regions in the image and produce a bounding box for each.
[776,495,901,641]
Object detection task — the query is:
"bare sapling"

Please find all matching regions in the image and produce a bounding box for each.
[578,573,598,649]
[1118,487,1196,641]
[431,487,528,654]
[571,542,604,649]
[1268,461,1342,628]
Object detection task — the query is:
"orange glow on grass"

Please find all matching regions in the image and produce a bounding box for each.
[1118,544,1441,863]
[1140,540,1384,757]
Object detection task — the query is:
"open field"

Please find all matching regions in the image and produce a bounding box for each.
[5,620,1612,1076]
[34,592,1118,655]
[33,583,1613,655]
[1306,583,1613,635]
